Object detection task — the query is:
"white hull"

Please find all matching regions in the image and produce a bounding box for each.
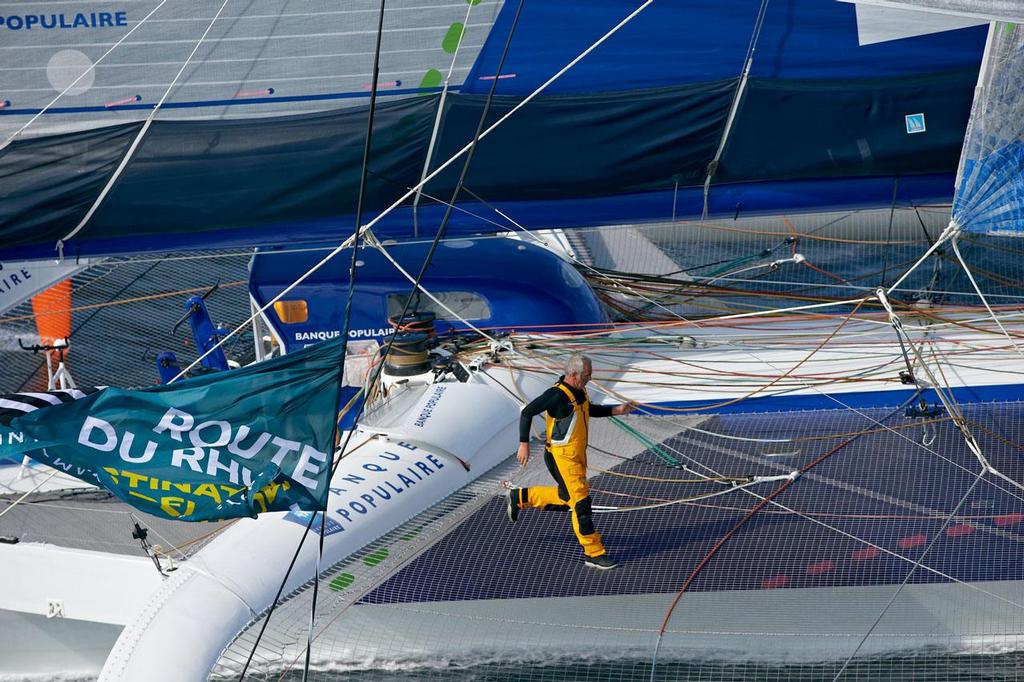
[0,609,121,679]
[0,543,163,679]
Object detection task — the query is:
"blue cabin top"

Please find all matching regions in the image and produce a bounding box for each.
[249,237,607,352]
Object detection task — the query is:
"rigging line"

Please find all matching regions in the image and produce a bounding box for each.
[650,392,919,665]
[879,176,900,287]
[580,300,867,414]
[0,0,171,150]
[639,412,1024,613]
[412,0,476,237]
[396,181,528,233]
[151,519,239,560]
[681,425,791,444]
[302,0,389,677]
[683,237,793,278]
[885,221,959,295]
[951,235,1024,361]
[0,468,60,520]
[677,219,926,245]
[637,253,809,313]
[671,177,679,225]
[170,0,655,380]
[877,289,919,389]
[913,206,936,245]
[591,465,748,484]
[266,9,527,674]
[369,237,495,342]
[457,185,698,326]
[0,281,247,325]
[371,0,526,341]
[57,0,235,254]
[831,472,986,682]
[700,0,772,222]
[877,288,991,472]
[594,475,792,513]
[927,329,1024,498]
[476,366,526,405]
[236,507,319,681]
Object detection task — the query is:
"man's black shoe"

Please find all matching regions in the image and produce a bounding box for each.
[584,554,618,570]
[506,489,520,524]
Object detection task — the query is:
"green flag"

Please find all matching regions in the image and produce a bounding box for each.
[0,339,346,521]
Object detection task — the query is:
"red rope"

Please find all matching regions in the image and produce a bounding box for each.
[656,432,869,636]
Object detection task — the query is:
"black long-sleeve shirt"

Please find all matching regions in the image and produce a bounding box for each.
[519,377,613,443]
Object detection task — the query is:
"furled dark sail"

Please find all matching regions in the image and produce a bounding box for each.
[0,0,987,259]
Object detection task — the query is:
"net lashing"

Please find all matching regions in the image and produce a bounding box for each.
[209,394,1024,681]
[0,250,255,393]
[555,208,1024,323]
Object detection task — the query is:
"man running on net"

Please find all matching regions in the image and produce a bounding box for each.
[506,353,636,570]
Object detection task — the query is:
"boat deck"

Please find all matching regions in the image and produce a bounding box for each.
[362,403,1024,604]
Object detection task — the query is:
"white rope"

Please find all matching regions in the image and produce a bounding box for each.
[885,220,959,294]
[637,421,1024,613]
[0,468,60,520]
[700,0,772,220]
[681,425,792,444]
[876,287,992,472]
[170,0,654,381]
[950,235,1024,360]
[594,473,793,513]
[412,0,477,235]
[831,471,987,681]
[693,296,870,324]
[58,0,234,252]
[696,254,806,287]
[0,0,171,150]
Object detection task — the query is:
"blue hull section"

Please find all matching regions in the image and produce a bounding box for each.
[639,383,1024,415]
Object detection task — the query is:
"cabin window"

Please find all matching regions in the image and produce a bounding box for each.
[386,291,491,321]
[273,300,308,324]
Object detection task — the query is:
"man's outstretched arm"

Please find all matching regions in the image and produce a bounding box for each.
[590,401,638,418]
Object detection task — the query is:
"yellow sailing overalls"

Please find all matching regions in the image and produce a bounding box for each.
[517,383,606,558]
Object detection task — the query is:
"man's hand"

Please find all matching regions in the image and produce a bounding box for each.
[516,442,531,466]
[612,401,639,416]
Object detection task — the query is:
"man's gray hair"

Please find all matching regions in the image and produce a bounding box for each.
[565,353,591,377]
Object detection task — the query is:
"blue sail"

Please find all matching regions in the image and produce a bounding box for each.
[952,23,1024,235]
[0,0,987,259]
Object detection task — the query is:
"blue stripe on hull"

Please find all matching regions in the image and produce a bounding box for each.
[0,174,957,261]
[638,383,1024,415]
